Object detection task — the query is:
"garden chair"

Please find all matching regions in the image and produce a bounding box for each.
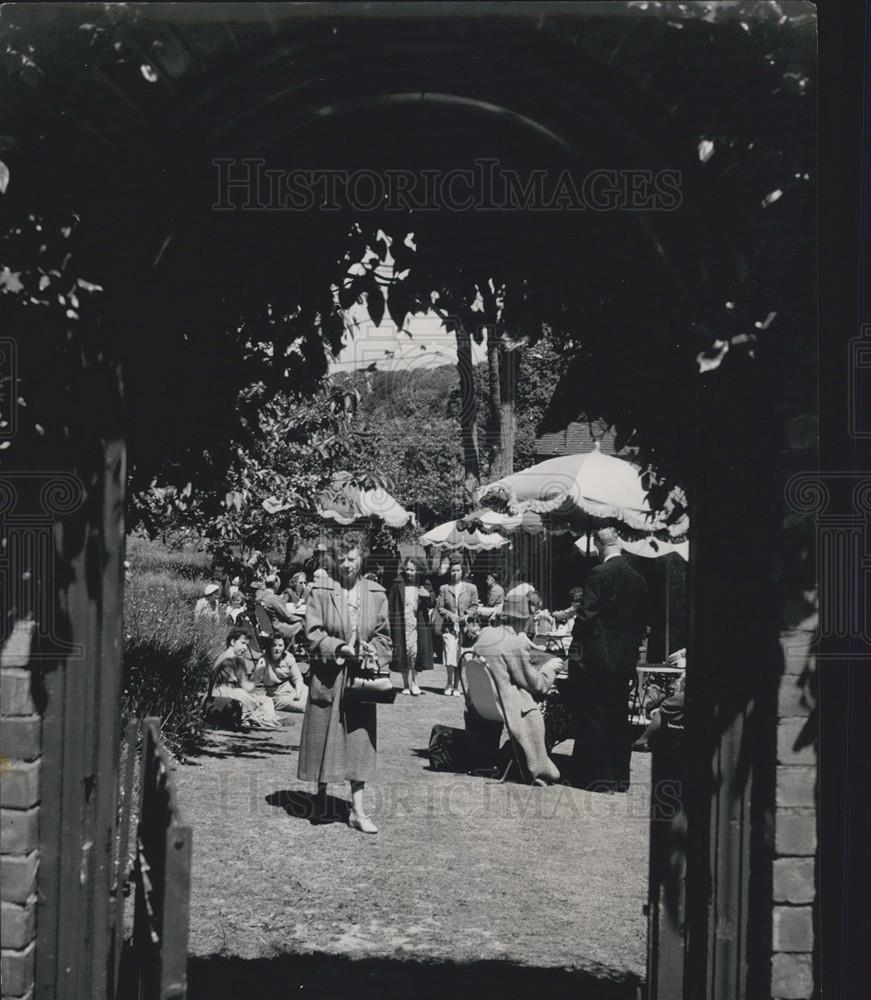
[461,657,531,784]
[254,604,274,647]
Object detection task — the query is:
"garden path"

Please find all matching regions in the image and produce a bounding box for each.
[174,662,650,984]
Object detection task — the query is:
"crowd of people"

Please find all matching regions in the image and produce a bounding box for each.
[195,526,673,834]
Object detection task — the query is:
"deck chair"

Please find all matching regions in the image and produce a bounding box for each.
[253,604,274,646]
[461,657,531,784]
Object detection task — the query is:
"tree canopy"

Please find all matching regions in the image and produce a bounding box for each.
[2,2,815,523]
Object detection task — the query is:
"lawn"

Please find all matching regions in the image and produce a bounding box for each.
[174,662,650,991]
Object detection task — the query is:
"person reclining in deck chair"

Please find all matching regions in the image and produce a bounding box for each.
[472,584,563,785]
[255,573,305,642]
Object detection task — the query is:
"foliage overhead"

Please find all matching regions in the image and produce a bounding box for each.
[2,2,815,517]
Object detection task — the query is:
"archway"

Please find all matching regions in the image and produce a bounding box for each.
[1,5,816,999]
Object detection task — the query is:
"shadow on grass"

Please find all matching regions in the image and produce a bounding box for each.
[419,684,457,696]
[187,953,642,1000]
[410,744,583,789]
[185,731,299,762]
[265,789,351,824]
[408,745,504,780]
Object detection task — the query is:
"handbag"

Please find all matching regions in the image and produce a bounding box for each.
[342,653,398,706]
[432,607,450,637]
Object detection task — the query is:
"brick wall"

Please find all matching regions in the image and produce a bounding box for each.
[1,623,39,1000]
[771,412,819,1000]
[771,623,817,1000]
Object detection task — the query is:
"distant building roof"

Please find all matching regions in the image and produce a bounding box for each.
[534,419,633,459]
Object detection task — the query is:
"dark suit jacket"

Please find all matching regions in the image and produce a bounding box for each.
[572,555,648,677]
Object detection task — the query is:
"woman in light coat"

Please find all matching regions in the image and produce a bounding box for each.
[297,532,392,833]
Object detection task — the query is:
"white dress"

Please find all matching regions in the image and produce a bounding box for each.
[403,584,419,662]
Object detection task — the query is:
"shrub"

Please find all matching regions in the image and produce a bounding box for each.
[122,544,228,759]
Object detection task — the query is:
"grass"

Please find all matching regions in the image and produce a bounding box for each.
[174,662,650,984]
[128,537,652,988]
[122,536,226,758]
[126,532,214,581]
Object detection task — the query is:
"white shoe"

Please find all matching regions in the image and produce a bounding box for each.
[401,688,412,695]
[452,689,462,697]
[444,687,453,696]
[348,811,378,834]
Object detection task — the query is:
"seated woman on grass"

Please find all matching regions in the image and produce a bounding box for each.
[210,628,282,730]
[252,635,308,713]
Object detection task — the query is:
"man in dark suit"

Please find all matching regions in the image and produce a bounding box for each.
[568,527,648,792]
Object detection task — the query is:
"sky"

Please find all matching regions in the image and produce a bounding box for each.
[329,307,488,374]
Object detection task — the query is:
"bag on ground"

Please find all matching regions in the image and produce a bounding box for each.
[203,696,244,730]
[427,724,468,771]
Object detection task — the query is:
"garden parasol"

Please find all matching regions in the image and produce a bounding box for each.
[466,508,546,536]
[476,443,688,541]
[419,518,508,552]
[574,535,689,560]
[263,472,415,529]
[419,507,545,552]
[316,473,415,528]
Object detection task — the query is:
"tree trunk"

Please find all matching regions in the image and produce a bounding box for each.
[485,339,517,481]
[283,530,296,571]
[455,323,480,491]
[487,337,503,477]
[499,345,516,476]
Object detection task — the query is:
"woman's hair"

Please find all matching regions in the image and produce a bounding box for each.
[448,552,464,570]
[290,570,307,588]
[402,556,426,578]
[327,530,369,568]
[225,626,250,647]
[229,592,245,607]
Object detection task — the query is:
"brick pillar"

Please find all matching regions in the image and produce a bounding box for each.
[771,623,817,1000]
[1,622,39,1000]
[771,414,819,1000]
